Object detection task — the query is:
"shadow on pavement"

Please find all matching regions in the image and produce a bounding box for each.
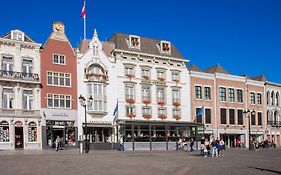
[247,166,281,175]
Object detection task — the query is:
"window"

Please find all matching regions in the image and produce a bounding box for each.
[220,108,227,124]
[124,66,134,77]
[156,87,165,102]
[229,109,235,125]
[93,45,99,56]
[161,41,170,53]
[196,108,202,123]
[173,108,181,116]
[23,90,33,110]
[276,92,279,106]
[258,112,262,126]
[172,89,180,103]
[47,94,71,109]
[126,105,135,118]
[2,88,13,109]
[220,87,226,101]
[88,84,103,96]
[93,100,102,111]
[12,31,24,41]
[2,56,13,71]
[171,71,180,82]
[237,89,243,103]
[142,86,150,101]
[47,72,71,87]
[28,122,37,142]
[267,91,270,105]
[267,110,270,125]
[142,106,151,115]
[158,107,166,115]
[257,93,262,105]
[125,85,134,100]
[204,87,211,100]
[251,112,256,125]
[271,91,275,105]
[205,108,211,124]
[238,109,243,125]
[53,54,65,64]
[141,69,150,79]
[0,121,9,142]
[130,36,140,48]
[250,92,255,104]
[22,59,32,74]
[195,86,202,99]
[157,70,165,80]
[228,88,235,102]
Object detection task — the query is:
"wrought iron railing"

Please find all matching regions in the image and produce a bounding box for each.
[268,121,281,127]
[0,70,39,82]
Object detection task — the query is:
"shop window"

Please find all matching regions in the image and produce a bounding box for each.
[28,122,37,142]
[0,121,9,142]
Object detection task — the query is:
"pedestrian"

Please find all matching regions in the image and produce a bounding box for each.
[211,138,218,158]
[204,138,210,157]
[118,137,124,152]
[190,138,194,152]
[219,139,225,156]
[200,137,205,156]
[55,136,61,151]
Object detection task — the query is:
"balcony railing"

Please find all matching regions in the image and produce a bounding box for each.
[0,108,40,117]
[268,121,281,127]
[0,70,39,82]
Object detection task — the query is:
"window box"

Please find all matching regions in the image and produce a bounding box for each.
[126,74,135,79]
[143,114,152,120]
[143,99,151,104]
[173,79,180,83]
[157,77,166,81]
[158,114,167,120]
[173,115,181,121]
[173,101,181,107]
[127,113,136,118]
[157,101,166,106]
[142,75,150,80]
[126,99,135,104]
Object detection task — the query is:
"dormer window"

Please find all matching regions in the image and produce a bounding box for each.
[129,35,140,49]
[160,41,171,54]
[12,31,24,41]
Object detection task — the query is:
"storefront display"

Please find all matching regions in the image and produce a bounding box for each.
[28,122,37,142]
[0,121,9,142]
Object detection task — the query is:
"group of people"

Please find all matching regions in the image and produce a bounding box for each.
[200,137,225,158]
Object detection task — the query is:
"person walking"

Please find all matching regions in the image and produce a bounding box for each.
[190,138,195,152]
[211,138,218,158]
[55,136,61,151]
[219,139,225,156]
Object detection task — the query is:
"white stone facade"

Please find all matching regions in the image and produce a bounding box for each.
[0,30,42,149]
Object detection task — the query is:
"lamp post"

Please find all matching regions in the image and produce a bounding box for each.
[79,94,93,153]
[243,109,255,150]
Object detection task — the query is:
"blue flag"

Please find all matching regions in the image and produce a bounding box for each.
[197,106,204,118]
[113,100,118,123]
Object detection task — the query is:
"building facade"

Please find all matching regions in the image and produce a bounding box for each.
[40,22,78,149]
[0,30,42,149]
[189,64,266,148]
[77,32,202,150]
[265,81,281,146]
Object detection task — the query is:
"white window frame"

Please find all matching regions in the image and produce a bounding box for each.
[53,54,66,65]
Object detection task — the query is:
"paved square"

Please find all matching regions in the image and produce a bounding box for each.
[0,148,280,175]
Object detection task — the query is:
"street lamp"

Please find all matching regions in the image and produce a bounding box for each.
[243,109,255,150]
[79,94,93,153]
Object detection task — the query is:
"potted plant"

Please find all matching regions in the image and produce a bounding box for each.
[157,101,166,106]
[143,99,151,104]
[127,113,136,118]
[143,114,152,120]
[158,114,167,120]
[126,99,135,104]
[174,115,181,121]
[173,101,181,107]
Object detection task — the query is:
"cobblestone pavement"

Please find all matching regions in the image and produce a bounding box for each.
[0,148,280,175]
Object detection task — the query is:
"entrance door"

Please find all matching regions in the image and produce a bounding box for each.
[53,129,64,147]
[15,127,24,149]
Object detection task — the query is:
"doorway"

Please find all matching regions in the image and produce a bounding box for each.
[15,127,24,149]
[53,129,64,147]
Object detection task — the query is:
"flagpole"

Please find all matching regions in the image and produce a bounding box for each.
[84,2,86,39]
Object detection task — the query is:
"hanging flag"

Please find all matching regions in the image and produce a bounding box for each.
[81,0,86,19]
[196,106,204,118]
[113,100,118,123]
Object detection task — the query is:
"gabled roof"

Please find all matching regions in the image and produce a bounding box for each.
[1,30,35,43]
[78,39,90,54]
[108,33,185,60]
[204,64,229,74]
[187,64,201,72]
[102,41,115,57]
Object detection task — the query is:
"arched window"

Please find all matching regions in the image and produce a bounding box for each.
[267,91,270,105]
[274,111,278,125]
[276,92,279,106]
[85,64,106,81]
[28,122,37,142]
[267,110,270,125]
[271,91,275,106]
[0,121,9,142]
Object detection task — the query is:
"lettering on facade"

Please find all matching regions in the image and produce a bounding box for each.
[51,113,68,117]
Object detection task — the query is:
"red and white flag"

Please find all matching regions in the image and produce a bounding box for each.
[81,0,86,18]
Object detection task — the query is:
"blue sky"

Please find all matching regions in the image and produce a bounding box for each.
[1,0,281,83]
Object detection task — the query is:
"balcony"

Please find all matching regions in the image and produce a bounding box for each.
[0,70,39,83]
[0,108,40,117]
[268,121,281,127]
